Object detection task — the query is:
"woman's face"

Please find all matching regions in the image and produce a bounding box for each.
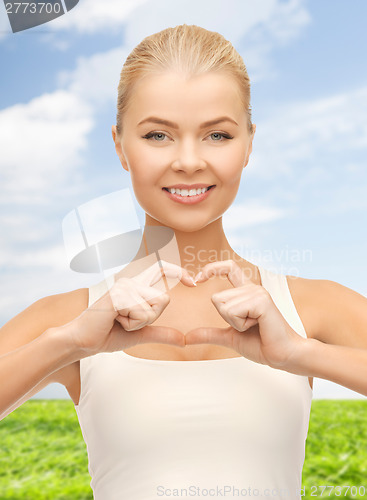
[112,71,256,232]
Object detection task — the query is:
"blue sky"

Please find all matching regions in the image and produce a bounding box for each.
[0,0,366,400]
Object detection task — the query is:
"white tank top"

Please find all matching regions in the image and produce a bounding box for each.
[75,265,313,499]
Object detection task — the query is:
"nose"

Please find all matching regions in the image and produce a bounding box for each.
[170,138,207,173]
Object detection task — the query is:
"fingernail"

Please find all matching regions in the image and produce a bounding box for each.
[194,271,203,282]
[189,276,198,286]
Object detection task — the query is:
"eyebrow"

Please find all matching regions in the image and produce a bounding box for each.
[137,116,239,129]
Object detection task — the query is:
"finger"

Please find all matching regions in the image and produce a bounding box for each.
[185,326,238,350]
[209,295,255,332]
[137,325,186,347]
[214,290,267,331]
[111,278,171,330]
[134,260,196,288]
[139,287,170,321]
[109,284,150,312]
[194,260,253,288]
[109,278,167,311]
[105,322,186,352]
[224,300,259,331]
[128,283,171,321]
[134,283,167,302]
[113,286,154,327]
[117,289,171,331]
[210,285,254,305]
[116,305,155,331]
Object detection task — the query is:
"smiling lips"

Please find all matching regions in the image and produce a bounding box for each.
[162,185,216,205]
[164,183,214,190]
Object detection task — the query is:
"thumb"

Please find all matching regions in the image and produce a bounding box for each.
[136,325,186,348]
[185,326,237,350]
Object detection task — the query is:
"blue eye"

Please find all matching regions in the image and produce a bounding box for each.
[210,132,233,141]
[142,132,167,141]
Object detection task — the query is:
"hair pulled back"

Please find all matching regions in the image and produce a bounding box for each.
[116,24,253,135]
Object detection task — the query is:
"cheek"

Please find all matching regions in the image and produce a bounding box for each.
[212,145,247,184]
[126,150,158,187]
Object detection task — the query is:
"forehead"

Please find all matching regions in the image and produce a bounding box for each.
[126,71,245,126]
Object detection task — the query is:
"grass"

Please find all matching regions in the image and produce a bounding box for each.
[0,401,91,499]
[0,400,366,499]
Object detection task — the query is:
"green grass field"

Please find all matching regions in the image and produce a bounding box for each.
[0,400,366,499]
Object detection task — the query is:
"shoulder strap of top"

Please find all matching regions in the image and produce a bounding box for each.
[78,273,116,401]
[88,274,116,307]
[258,265,308,339]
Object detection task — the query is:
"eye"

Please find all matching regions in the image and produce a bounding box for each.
[142,132,168,142]
[209,132,233,141]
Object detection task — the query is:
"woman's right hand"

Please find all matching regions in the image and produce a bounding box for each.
[59,260,196,357]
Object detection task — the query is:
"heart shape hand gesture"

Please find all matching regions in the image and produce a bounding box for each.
[67,259,306,371]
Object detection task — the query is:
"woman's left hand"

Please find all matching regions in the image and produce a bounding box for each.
[185,260,307,371]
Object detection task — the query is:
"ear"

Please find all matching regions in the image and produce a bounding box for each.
[243,124,256,168]
[111,125,129,172]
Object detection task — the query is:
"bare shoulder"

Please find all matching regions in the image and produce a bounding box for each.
[37,288,90,329]
[0,287,89,386]
[286,274,367,348]
[0,288,89,345]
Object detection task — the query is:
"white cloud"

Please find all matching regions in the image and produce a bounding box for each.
[263,0,311,45]
[122,0,310,50]
[0,243,67,271]
[250,85,367,180]
[0,212,51,244]
[223,199,287,230]
[57,46,128,106]
[0,90,94,204]
[0,245,97,327]
[49,0,151,34]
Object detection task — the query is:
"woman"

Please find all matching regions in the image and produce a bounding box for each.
[1,24,366,499]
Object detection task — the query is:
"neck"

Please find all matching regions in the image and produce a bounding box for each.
[132,214,239,278]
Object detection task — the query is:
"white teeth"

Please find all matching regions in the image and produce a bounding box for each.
[168,187,209,196]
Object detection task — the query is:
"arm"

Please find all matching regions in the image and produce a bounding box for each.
[0,327,82,419]
[0,289,88,420]
[287,277,367,396]
[285,337,367,396]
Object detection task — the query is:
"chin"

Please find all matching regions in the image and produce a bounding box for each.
[159,218,215,234]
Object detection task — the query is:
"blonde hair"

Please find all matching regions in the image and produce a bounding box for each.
[116,24,253,135]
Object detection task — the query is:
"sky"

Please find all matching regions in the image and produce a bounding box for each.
[0,0,366,400]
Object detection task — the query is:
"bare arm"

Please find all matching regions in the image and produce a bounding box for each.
[0,289,88,420]
[289,337,367,396]
[287,277,367,396]
[0,327,82,419]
